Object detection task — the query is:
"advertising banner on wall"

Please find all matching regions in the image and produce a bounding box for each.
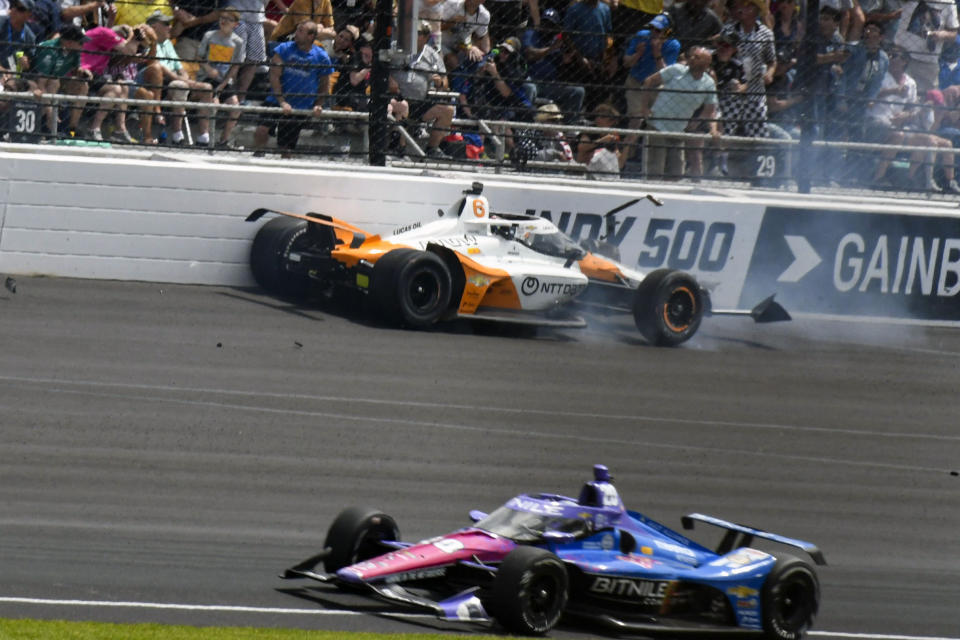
[740,207,960,322]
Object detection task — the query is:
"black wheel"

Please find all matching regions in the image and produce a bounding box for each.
[761,554,820,640]
[371,250,452,328]
[633,269,703,346]
[249,216,311,298]
[482,546,568,635]
[323,506,399,575]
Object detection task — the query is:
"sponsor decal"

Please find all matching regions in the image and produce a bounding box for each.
[433,539,464,553]
[588,576,671,605]
[617,555,655,569]
[507,497,564,515]
[600,534,614,550]
[712,548,770,568]
[636,218,736,272]
[384,567,447,583]
[519,276,586,297]
[640,546,653,555]
[418,235,479,250]
[392,221,421,235]
[737,597,759,609]
[654,539,698,562]
[467,247,481,255]
[467,274,490,287]
[727,585,759,598]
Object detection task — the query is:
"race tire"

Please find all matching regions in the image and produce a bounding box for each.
[323,506,399,575]
[371,249,452,328]
[482,546,568,636]
[632,269,703,346]
[761,554,820,640]
[249,216,311,298]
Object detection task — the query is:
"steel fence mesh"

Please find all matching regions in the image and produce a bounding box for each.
[0,0,958,197]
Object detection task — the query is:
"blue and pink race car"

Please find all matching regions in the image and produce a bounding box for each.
[281,465,826,638]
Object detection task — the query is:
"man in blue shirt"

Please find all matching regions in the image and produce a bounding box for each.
[253,20,334,157]
[0,0,37,72]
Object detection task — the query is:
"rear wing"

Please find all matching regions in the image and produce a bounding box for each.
[681,513,826,566]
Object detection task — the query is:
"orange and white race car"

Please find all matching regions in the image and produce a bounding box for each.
[247,182,788,346]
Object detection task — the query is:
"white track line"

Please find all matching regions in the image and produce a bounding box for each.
[0,597,956,640]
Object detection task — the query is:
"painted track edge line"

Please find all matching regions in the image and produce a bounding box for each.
[0,597,957,640]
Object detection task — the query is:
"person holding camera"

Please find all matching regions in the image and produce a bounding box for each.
[79,22,154,141]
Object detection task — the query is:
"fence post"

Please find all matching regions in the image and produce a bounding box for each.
[367,0,394,166]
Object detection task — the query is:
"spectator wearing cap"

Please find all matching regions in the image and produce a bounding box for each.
[389,20,455,158]
[0,0,37,72]
[622,13,679,160]
[667,0,722,52]
[521,7,584,123]
[638,45,720,178]
[724,0,775,138]
[30,23,88,135]
[707,28,745,174]
[268,0,335,42]
[144,10,218,146]
[253,20,333,158]
[893,0,958,94]
[530,101,573,161]
[440,0,492,72]
[453,35,533,122]
[864,45,958,192]
[575,102,625,177]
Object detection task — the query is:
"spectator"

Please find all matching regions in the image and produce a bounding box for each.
[865,46,958,191]
[27,0,61,40]
[939,35,960,87]
[708,28,745,174]
[80,23,151,141]
[771,0,801,72]
[521,7,585,123]
[328,24,358,64]
[485,0,539,43]
[144,10,217,146]
[893,0,958,93]
[331,0,375,32]
[198,7,246,146]
[614,0,662,49]
[530,101,573,162]
[440,0,491,72]
[231,0,269,102]
[331,29,372,111]
[725,0,775,138]
[562,0,615,108]
[638,44,720,178]
[61,0,112,30]
[842,19,889,138]
[390,20,455,158]
[623,13,679,160]
[575,102,625,177]
[113,0,171,27]
[821,0,865,42]
[268,0,335,42]
[419,0,447,48]
[30,23,89,136]
[253,20,333,157]
[170,0,221,64]
[0,0,36,73]
[454,36,532,117]
[809,6,850,181]
[667,0,722,51]
[917,87,960,189]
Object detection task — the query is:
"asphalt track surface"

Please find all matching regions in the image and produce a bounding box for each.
[1,276,958,639]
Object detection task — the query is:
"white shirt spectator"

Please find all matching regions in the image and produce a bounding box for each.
[440,0,489,53]
[867,70,917,125]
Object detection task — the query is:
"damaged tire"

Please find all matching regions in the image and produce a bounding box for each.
[633,269,703,346]
[250,216,311,298]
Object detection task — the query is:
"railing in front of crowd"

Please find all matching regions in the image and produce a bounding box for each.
[0,88,956,197]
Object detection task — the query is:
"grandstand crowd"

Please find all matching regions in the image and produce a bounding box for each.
[0,0,959,191]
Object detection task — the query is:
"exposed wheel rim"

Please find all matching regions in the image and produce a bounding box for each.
[662,286,697,333]
[772,575,816,633]
[524,572,564,630]
[406,269,442,312]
